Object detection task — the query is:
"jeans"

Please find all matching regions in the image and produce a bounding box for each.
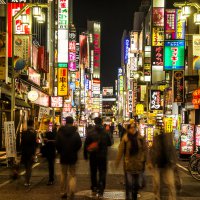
[60,164,76,196]
[89,156,107,194]
[153,167,176,200]
[47,158,55,182]
[125,172,140,200]
[24,159,33,184]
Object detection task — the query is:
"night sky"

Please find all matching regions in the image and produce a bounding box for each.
[73,0,141,88]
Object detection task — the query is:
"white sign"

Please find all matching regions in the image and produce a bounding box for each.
[4,121,16,158]
[38,107,50,122]
[58,30,69,63]
[51,96,63,108]
[128,90,133,113]
[28,90,39,101]
[193,35,200,56]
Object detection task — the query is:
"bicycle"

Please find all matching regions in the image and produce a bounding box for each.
[188,147,200,181]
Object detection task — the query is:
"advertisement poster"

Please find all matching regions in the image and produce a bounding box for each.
[153,8,164,27]
[173,70,184,102]
[164,40,185,70]
[150,90,162,110]
[152,46,163,66]
[180,124,194,155]
[193,56,200,70]
[58,68,68,96]
[4,121,16,158]
[14,35,31,68]
[165,9,176,40]
[38,107,50,122]
[193,35,200,56]
[196,126,200,148]
[152,27,164,46]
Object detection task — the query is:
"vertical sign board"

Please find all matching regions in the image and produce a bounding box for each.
[133,82,137,115]
[76,43,80,70]
[93,22,101,79]
[164,40,185,70]
[193,35,200,70]
[38,107,50,122]
[151,46,163,66]
[58,0,69,66]
[58,68,68,96]
[173,70,184,103]
[0,33,6,81]
[4,121,16,158]
[128,90,133,113]
[124,37,130,64]
[150,90,162,110]
[176,10,186,40]
[68,31,76,71]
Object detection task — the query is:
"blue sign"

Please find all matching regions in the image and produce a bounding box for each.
[118,68,123,76]
[70,82,76,91]
[85,78,89,91]
[124,37,130,64]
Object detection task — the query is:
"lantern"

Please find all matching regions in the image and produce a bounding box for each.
[181,5,191,17]
[21,14,29,25]
[37,12,45,24]
[33,6,42,18]
[194,13,200,25]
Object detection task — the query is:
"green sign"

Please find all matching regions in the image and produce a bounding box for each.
[164,40,185,70]
[58,63,68,68]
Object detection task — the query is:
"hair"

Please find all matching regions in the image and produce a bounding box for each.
[65,116,74,125]
[94,117,102,125]
[127,123,139,155]
[27,119,34,127]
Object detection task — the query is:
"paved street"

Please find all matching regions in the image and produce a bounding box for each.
[0,137,200,200]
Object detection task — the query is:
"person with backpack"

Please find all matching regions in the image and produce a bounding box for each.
[115,123,147,200]
[150,127,177,200]
[20,119,37,187]
[56,117,82,199]
[84,117,112,198]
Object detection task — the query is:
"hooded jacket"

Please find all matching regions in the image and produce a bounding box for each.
[84,125,112,160]
[56,125,82,165]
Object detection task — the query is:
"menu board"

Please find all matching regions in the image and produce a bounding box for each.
[195,126,200,148]
[180,124,194,155]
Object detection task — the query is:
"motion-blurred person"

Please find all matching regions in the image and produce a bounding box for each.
[150,128,177,200]
[43,123,57,185]
[56,117,82,199]
[84,117,112,198]
[110,122,115,135]
[21,119,37,187]
[118,123,126,140]
[116,123,147,200]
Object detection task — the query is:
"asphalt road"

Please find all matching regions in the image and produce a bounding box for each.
[0,137,200,200]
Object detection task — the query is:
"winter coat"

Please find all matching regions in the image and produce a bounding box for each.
[116,133,147,174]
[44,130,56,159]
[56,125,82,165]
[150,132,177,169]
[21,128,37,163]
[84,125,112,160]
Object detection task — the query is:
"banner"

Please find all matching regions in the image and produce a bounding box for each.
[4,121,16,158]
[58,68,68,96]
[173,70,184,103]
[38,107,50,122]
[150,90,162,110]
[164,40,185,70]
[14,35,31,67]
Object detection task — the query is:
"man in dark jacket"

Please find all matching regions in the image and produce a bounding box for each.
[21,119,37,187]
[56,117,82,199]
[84,117,112,198]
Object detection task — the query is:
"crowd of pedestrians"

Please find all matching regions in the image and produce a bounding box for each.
[19,117,180,200]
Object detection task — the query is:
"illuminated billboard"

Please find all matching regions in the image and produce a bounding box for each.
[124,37,130,64]
[68,31,76,71]
[164,40,185,70]
[58,68,68,96]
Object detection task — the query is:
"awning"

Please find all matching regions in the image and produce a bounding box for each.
[6,96,31,109]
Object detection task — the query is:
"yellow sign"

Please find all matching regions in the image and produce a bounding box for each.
[58,68,68,96]
[164,117,173,133]
[152,27,164,46]
[136,104,144,115]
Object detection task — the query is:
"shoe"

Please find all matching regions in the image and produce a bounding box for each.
[97,192,104,199]
[47,181,54,186]
[61,193,67,199]
[24,183,31,187]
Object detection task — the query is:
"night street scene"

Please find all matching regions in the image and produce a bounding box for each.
[1,0,200,199]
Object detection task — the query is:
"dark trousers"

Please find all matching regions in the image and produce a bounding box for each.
[24,159,33,184]
[89,156,107,194]
[47,158,55,182]
[125,172,140,200]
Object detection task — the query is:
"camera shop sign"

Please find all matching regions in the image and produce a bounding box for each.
[150,90,161,110]
[173,70,184,103]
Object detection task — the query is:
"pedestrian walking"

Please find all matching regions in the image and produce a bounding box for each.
[150,127,177,200]
[84,117,112,198]
[118,123,126,140]
[56,116,82,199]
[116,123,147,200]
[43,123,57,185]
[20,119,37,187]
